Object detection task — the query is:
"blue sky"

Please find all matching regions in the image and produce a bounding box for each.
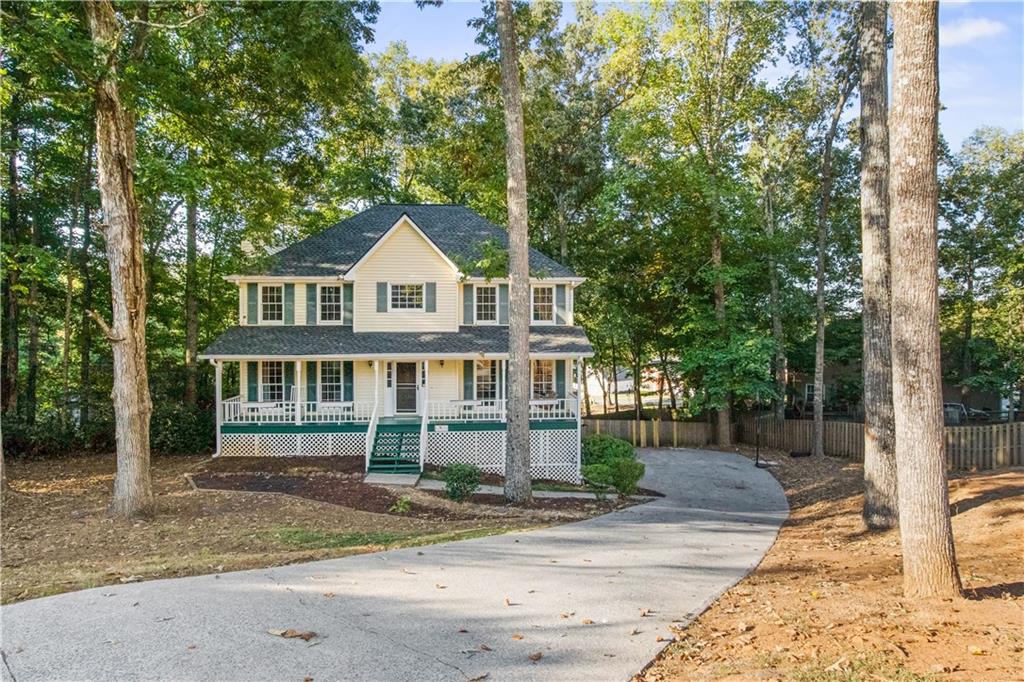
[364,1,1023,151]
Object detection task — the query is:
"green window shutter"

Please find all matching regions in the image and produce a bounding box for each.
[306,284,317,325]
[246,283,258,325]
[463,360,474,400]
[425,282,436,312]
[498,284,508,325]
[284,284,295,324]
[377,282,388,312]
[246,361,258,400]
[343,283,353,324]
[306,362,317,403]
[555,285,566,324]
[343,361,354,401]
[555,360,566,398]
[463,284,474,324]
[284,362,295,401]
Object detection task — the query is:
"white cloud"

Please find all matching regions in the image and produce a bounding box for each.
[940,17,1008,46]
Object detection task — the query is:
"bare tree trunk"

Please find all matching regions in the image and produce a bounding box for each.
[184,194,199,406]
[62,136,91,426]
[496,0,532,506]
[611,340,620,412]
[2,107,21,416]
[812,77,853,457]
[712,229,731,445]
[889,1,962,599]
[960,252,974,401]
[632,351,643,421]
[659,353,678,413]
[79,141,95,428]
[24,132,41,425]
[765,191,787,420]
[86,0,155,519]
[860,0,899,531]
[581,358,592,417]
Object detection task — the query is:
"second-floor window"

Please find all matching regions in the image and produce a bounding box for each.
[261,285,283,323]
[390,283,423,310]
[319,285,343,323]
[320,361,343,402]
[532,286,554,323]
[475,285,497,323]
[532,359,555,399]
[262,361,283,402]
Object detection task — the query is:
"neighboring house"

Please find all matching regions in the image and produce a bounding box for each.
[200,204,592,482]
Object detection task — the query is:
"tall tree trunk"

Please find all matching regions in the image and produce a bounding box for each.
[25,134,41,425]
[496,0,532,506]
[611,340,620,412]
[860,0,899,530]
[960,252,974,401]
[62,135,91,426]
[581,358,592,417]
[2,106,21,415]
[889,0,962,599]
[812,77,853,457]
[184,194,199,406]
[712,228,731,445]
[765,191,787,420]
[86,0,155,519]
[79,141,95,428]
[632,351,643,421]
[660,353,678,413]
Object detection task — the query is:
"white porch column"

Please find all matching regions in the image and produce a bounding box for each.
[214,360,223,456]
[294,360,302,424]
[373,359,380,408]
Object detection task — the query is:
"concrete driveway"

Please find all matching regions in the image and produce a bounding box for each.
[1,448,787,682]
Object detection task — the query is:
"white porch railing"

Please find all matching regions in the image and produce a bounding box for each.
[528,397,578,421]
[425,397,579,422]
[221,396,374,424]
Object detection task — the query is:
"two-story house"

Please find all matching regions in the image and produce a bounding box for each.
[200,204,593,482]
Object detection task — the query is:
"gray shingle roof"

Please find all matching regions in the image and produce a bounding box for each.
[200,325,593,358]
[252,204,576,278]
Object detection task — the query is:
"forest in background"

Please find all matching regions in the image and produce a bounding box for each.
[2,1,1021,456]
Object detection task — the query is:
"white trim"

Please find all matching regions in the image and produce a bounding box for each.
[258,283,285,326]
[344,215,462,279]
[259,359,286,402]
[472,358,499,401]
[316,283,345,325]
[387,281,427,312]
[473,284,499,325]
[225,275,344,283]
[201,352,594,361]
[319,359,346,403]
[530,285,556,325]
[462,276,586,285]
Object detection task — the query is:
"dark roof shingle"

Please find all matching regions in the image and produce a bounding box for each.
[253,204,575,278]
[200,325,593,358]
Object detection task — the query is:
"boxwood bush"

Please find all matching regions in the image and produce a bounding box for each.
[443,462,483,502]
[581,433,645,495]
[582,433,635,465]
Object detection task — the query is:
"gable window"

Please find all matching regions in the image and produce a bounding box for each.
[319,285,343,323]
[532,286,554,323]
[260,285,284,323]
[532,359,555,399]
[320,361,343,402]
[475,360,497,401]
[390,283,424,310]
[475,285,498,323]
[261,361,284,402]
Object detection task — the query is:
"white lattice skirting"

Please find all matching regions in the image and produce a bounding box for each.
[426,429,582,483]
[220,432,365,457]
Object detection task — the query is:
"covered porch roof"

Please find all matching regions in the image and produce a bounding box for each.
[199,324,593,360]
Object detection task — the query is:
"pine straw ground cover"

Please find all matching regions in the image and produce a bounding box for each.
[638,447,1023,682]
[1,454,630,604]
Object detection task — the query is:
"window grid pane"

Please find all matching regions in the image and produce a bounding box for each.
[261,361,283,401]
[321,361,343,402]
[532,360,554,399]
[532,287,554,322]
[320,286,343,322]
[261,286,283,321]
[476,286,497,322]
[390,284,424,310]
[475,360,497,401]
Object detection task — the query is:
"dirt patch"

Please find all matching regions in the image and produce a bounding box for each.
[638,448,1024,681]
[1,454,634,604]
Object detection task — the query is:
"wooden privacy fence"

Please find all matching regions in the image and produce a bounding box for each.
[736,415,1024,471]
[581,418,712,448]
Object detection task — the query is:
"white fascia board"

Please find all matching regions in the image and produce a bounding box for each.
[223,275,345,283]
[199,351,594,361]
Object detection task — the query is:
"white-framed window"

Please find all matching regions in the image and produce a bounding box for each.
[320,361,343,402]
[532,359,555,399]
[475,285,498,324]
[805,383,816,403]
[531,286,554,323]
[260,284,284,323]
[319,285,343,323]
[475,360,497,401]
[390,283,424,310]
[386,362,393,388]
[261,361,284,402]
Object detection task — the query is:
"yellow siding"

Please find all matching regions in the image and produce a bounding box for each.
[238,284,246,324]
[353,361,377,403]
[352,220,459,332]
[427,361,459,402]
[294,283,307,326]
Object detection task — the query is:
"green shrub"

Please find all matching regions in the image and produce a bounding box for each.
[443,463,483,502]
[583,458,645,495]
[581,433,634,465]
[582,462,613,487]
[1,415,81,458]
[389,496,412,514]
[149,403,214,455]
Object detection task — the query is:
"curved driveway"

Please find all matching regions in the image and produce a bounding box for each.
[1,448,787,682]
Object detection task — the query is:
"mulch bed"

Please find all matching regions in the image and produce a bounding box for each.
[418,488,640,512]
[201,456,365,476]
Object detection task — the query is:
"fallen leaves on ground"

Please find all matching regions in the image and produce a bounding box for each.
[266,629,317,641]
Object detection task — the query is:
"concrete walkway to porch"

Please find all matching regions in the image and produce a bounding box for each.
[1,448,788,682]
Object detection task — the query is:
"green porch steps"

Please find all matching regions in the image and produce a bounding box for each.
[368,422,422,474]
